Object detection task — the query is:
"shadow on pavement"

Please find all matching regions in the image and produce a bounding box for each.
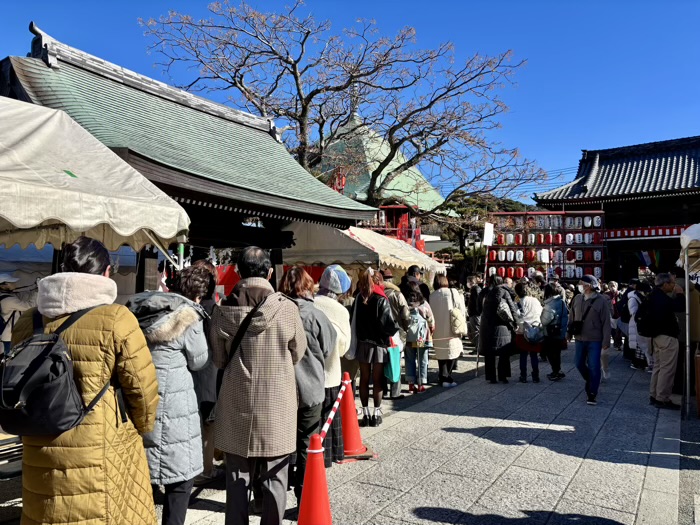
[413,506,628,524]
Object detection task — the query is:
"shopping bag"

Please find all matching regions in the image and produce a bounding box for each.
[384,332,403,383]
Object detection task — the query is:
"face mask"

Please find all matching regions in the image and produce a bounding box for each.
[577,285,585,294]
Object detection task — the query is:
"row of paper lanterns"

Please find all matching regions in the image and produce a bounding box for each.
[489,266,603,279]
[489,249,603,263]
[495,232,604,246]
[496,215,603,230]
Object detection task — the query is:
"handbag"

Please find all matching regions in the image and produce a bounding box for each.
[449,289,468,336]
[568,297,597,337]
[346,300,359,361]
[384,332,402,383]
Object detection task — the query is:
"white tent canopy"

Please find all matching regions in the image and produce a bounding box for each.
[0,97,189,251]
[283,223,446,275]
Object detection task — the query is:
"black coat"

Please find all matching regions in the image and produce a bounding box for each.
[468,284,483,317]
[649,287,685,338]
[479,285,518,354]
[354,293,399,347]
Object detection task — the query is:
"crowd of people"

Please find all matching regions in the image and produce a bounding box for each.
[0,236,689,525]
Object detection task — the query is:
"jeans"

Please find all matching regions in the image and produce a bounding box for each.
[162,478,195,525]
[575,340,602,396]
[405,344,429,384]
[519,352,539,379]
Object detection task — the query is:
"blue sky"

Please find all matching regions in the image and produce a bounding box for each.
[3,1,699,196]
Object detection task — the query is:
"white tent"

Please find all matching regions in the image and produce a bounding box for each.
[0,97,189,253]
[283,223,446,275]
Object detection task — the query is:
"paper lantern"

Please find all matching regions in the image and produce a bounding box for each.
[507,250,515,262]
[498,250,506,262]
[515,216,524,228]
[594,250,602,261]
[593,216,602,228]
[565,266,575,279]
[574,217,583,228]
[545,233,553,245]
[575,233,583,244]
[566,234,574,245]
[507,267,515,279]
[528,233,536,245]
[584,250,593,262]
[515,233,523,245]
[594,267,602,278]
[584,216,592,228]
[506,233,514,245]
[497,267,506,278]
[543,216,551,229]
[567,250,576,262]
[489,267,496,276]
[515,267,524,279]
[489,250,497,262]
[555,266,563,276]
[584,233,593,244]
[497,233,505,245]
[584,267,593,276]
[526,249,537,262]
[554,233,563,245]
[554,250,563,263]
[575,267,583,278]
[575,250,583,261]
[594,232,603,244]
[552,216,562,229]
[537,233,545,245]
[565,216,574,229]
[537,216,546,229]
[527,267,536,278]
[516,250,524,262]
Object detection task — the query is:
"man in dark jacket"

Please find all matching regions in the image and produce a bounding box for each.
[467,275,483,354]
[381,269,410,399]
[400,265,431,302]
[649,273,685,410]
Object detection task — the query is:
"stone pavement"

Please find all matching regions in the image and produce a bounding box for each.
[0,346,683,525]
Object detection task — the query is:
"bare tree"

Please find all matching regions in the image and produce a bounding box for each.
[142,1,544,213]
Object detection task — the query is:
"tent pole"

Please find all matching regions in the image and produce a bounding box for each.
[178,242,185,271]
[685,249,692,418]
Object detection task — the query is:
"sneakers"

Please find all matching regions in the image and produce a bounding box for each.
[519,376,527,384]
[547,372,565,381]
[586,393,597,406]
[408,383,415,394]
[630,363,643,370]
[417,385,426,393]
[441,382,458,388]
[656,400,681,410]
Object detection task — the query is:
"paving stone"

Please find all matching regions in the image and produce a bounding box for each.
[329,481,403,525]
[513,443,583,479]
[551,497,635,524]
[476,465,568,518]
[381,471,490,524]
[635,488,678,525]
[438,437,525,481]
[351,446,445,492]
[564,460,646,514]
[457,503,549,524]
[411,426,479,456]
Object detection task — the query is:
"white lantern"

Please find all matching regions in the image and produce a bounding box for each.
[498,250,506,261]
[516,250,524,262]
[528,267,536,278]
[554,250,563,263]
[506,233,514,245]
[543,216,551,229]
[565,216,574,229]
[574,216,583,228]
[537,216,546,229]
[584,216,592,228]
[528,233,536,245]
[593,216,602,228]
[515,216,524,228]
[566,233,574,245]
[594,267,602,278]
[575,267,584,278]
[594,250,602,261]
[507,250,515,262]
[584,233,593,244]
[489,266,496,276]
[575,233,583,244]
[565,266,574,279]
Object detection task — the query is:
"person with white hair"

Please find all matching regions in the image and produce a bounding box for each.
[0,273,37,354]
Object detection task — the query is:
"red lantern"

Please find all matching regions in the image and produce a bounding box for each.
[515,233,523,245]
[554,233,563,245]
[497,233,505,245]
[526,249,536,262]
[497,267,506,278]
[584,267,593,276]
[489,250,497,262]
[555,266,563,276]
[594,232,603,244]
[567,250,576,261]
[515,267,524,279]
[537,233,545,245]
[584,250,593,262]
[507,267,515,279]
[545,233,553,245]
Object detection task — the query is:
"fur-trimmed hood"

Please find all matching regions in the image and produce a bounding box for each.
[38,272,118,318]
[127,291,205,344]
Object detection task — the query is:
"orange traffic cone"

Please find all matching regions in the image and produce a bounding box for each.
[339,372,374,461]
[298,434,332,525]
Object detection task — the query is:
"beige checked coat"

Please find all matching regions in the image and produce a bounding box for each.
[210,278,306,458]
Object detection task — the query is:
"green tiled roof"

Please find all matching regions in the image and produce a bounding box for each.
[325,116,445,211]
[4,27,375,223]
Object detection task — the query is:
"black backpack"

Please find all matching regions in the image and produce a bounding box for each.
[618,294,632,323]
[0,307,112,436]
[634,293,655,338]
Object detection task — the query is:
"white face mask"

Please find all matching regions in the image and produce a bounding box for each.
[577,284,585,294]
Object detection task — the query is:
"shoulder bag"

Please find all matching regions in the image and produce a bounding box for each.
[568,297,597,337]
[449,289,468,336]
[225,297,268,368]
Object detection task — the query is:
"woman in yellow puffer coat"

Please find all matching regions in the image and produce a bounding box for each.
[11,237,160,525]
